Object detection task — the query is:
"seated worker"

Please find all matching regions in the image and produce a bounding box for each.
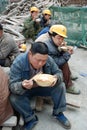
[0,66,13,125]
[9,42,71,130]
[40,9,52,28]
[36,9,52,38]
[22,6,41,41]
[35,24,80,95]
[0,24,20,67]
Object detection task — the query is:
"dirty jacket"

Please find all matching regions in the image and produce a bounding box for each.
[9,51,63,95]
[0,67,13,125]
[35,33,71,67]
[0,33,20,67]
[22,16,41,40]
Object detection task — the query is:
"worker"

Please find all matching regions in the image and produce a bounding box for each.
[9,42,71,130]
[36,24,80,94]
[22,6,41,40]
[35,24,80,111]
[40,9,52,28]
[0,24,20,67]
[0,66,13,125]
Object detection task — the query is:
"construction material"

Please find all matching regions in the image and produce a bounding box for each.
[66,93,81,108]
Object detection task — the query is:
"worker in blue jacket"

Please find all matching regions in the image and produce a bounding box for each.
[9,42,71,130]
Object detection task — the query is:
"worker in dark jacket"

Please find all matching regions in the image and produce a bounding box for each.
[0,24,20,67]
[36,24,80,94]
[40,9,52,28]
[37,9,51,38]
[35,24,80,112]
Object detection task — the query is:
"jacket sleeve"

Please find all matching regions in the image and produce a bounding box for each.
[45,56,63,84]
[0,37,16,59]
[9,59,26,95]
[50,51,71,67]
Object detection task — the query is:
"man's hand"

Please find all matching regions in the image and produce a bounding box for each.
[67,46,74,54]
[50,75,58,87]
[61,41,67,46]
[22,79,33,89]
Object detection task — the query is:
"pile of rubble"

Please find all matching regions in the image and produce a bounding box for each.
[0,0,87,45]
[0,0,60,45]
[3,0,60,16]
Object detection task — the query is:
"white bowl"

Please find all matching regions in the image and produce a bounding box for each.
[32,74,56,87]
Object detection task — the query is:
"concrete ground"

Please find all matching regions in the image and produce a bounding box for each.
[2,47,87,130]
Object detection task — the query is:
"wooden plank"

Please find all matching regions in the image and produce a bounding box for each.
[66,93,81,108]
[66,102,80,108]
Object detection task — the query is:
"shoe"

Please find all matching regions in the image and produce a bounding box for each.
[21,115,38,130]
[52,112,71,129]
[35,96,44,112]
[70,74,78,80]
[66,85,81,95]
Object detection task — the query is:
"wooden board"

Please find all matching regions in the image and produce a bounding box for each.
[66,93,81,108]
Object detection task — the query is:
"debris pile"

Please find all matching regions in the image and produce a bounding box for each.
[3,0,61,16]
[0,0,60,45]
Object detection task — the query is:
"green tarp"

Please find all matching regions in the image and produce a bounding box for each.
[0,0,9,13]
[50,6,87,47]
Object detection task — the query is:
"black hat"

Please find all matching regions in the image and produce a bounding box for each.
[0,24,3,30]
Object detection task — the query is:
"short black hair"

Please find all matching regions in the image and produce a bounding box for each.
[30,42,48,55]
[48,31,57,37]
[0,24,3,30]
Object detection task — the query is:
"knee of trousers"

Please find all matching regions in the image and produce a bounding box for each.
[52,82,66,94]
[59,82,66,92]
[10,94,19,106]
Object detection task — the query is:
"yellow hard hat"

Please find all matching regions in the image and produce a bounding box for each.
[21,44,27,51]
[30,6,39,12]
[43,9,51,16]
[49,25,67,38]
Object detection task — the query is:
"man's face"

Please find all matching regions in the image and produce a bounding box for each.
[52,34,64,47]
[31,11,39,20]
[29,52,48,69]
[44,14,51,20]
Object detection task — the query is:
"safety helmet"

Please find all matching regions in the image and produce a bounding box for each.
[43,9,51,16]
[20,44,27,51]
[49,25,67,38]
[30,6,39,12]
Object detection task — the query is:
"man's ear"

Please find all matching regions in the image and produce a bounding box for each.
[29,51,32,55]
[29,51,34,57]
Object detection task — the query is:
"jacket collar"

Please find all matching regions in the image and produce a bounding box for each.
[22,51,30,71]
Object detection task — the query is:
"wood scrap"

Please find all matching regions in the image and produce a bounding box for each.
[66,93,81,108]
[66,102,80,108]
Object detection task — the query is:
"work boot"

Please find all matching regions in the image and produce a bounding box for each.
[52,112,71,129]
[70,73,78,80]
[35,96,44,112]
[20,115,38,130]
[66,85,80,95]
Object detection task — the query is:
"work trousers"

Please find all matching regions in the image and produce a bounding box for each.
[10,82,66,123]
[60,63,73,88]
